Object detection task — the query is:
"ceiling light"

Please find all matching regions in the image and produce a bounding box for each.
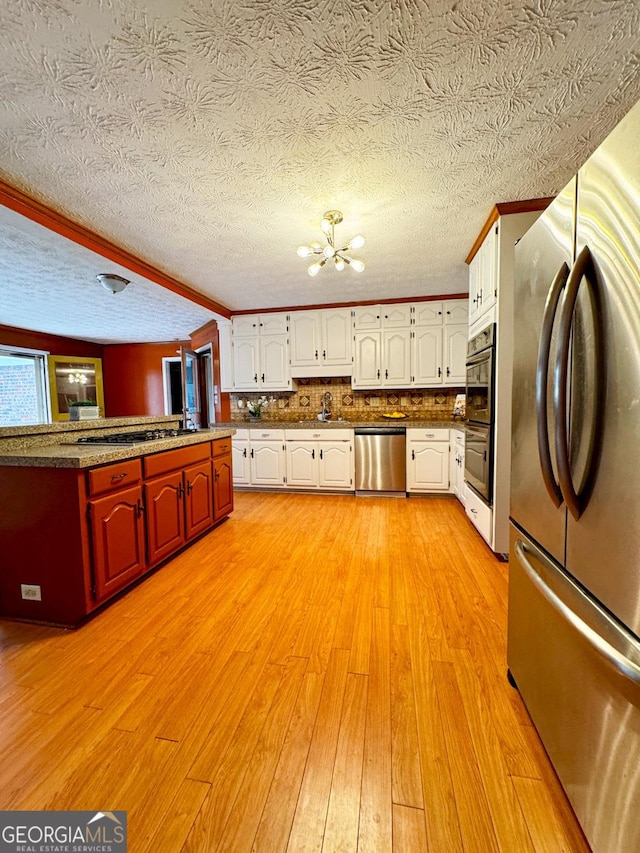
[97,273,130,294]
[297,211,365,277]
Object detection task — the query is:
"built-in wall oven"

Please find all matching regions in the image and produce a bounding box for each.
[465,325,495,502]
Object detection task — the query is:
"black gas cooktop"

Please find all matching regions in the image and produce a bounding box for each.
[76,428,197,446]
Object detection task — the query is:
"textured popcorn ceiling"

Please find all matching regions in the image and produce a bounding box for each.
[1,0,639,343]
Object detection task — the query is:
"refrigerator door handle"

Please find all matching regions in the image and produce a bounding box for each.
[553,245,604,520]
[515,538,640,686]
[536,261,569,508]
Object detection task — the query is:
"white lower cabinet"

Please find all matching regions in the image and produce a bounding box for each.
[232,429,286,488]
[406,428,451,493]
[465,486,493,546]
[285,429,354,490]
[451,428,466,506]
[231,429,250,485]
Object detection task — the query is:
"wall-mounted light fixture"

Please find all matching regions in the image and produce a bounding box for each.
[96,273,130,294]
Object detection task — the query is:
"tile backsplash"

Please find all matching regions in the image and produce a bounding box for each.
[230,378,463,422]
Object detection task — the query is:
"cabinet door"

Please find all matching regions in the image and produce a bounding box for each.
[413,302,443,326]
[321,308,352,366]
[286,442,319,488]
[260,335,291,389]
[89,484,145,602]
[382,303,412,327]
[443,325,467,385]
[233,315,260,336]
[480,228,497,316]
[353,332,382,387]
[353,306,381,330]
[468,253,481,327]
[383,330,412,386]
[233,337,259,390]
[407,442,450,492]
[319,442,353,489]
[443,299,469,325]
[213,453,234,519]
[232,439,250,485]
[412,327,443,385]
[251,442,285,486]
[260,313,288,335]
[290,311,321,367]
[145,471,186,566]
[184,460,214,540]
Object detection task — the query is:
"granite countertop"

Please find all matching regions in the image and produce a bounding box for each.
[0,427,235,469]
[224,419,464,429]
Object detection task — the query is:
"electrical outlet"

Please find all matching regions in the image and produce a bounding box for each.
[21,584,42,601]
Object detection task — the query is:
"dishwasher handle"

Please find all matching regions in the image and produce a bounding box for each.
[354,426,406,435]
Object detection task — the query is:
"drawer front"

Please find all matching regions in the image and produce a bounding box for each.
[407,428,449,442]
[88,458,142,497]
[453,429,465,448]
[286,428,353,441]
[233,429,250,440]
[249,429,285,440]
[465,488,493,545]
[212,437,232,457]
[143,442,212,479]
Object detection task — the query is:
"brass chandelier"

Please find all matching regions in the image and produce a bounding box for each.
[297,210,365,277]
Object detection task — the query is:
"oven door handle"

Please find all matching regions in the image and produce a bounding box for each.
[536,261,569,508]
[465,349,491,368]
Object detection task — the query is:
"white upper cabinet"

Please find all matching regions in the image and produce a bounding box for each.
[233,313,288,336]
[289,308,352,376]
[468,227,497,333]
[383,330,412,386]
[289,311,321,367]
[412,326,443,385]
[353,306,382,330]
[412,301,444,326]
[443,325,467,384]
[443,300,469,325]
[353,331,382,387]
[380,303,412,327]
[231,313,292,391]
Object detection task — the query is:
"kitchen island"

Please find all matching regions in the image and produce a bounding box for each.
[0,417,235,627]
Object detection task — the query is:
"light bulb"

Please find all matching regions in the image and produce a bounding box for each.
[310,242,322,252]
[297,245,311,258]
[350,259,365,273]
[349,235,365,249]
[323,244,335,259]
[321,218,331,234]
[334,257,345,271]
[308,262,322,277]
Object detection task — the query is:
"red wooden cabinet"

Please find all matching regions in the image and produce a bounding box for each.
[144,444,215,567]
[213,452,234,520]
[145,470,186,567]
[88,483,146,601]
[185,460,214,539]
[0,435,233,626]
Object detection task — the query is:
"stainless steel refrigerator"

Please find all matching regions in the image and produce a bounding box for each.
[509,98,640,853]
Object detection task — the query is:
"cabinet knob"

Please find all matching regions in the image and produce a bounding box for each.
[261,373,265,383]
[438,367,442,377]
[412,449,415,460]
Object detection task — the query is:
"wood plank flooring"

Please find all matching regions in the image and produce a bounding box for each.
[0,492,591,852]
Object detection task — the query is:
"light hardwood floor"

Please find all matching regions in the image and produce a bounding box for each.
[0,492,590,852]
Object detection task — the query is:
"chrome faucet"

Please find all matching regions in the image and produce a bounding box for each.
[321,391,333,421]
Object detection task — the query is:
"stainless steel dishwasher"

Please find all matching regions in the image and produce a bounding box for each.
[354,426,406,496]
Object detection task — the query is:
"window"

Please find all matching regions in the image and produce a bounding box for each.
[0,346,50,426]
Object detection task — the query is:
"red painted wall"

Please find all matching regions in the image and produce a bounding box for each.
[0,324,103,358]
[102,342,186,417]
